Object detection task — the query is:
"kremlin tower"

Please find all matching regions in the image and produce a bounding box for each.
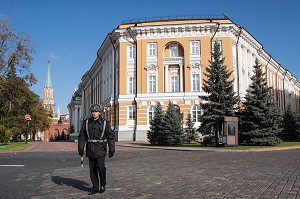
[42,60,55,116]
[41,60,70,141]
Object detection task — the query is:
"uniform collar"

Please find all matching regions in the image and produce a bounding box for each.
[88,116,103,123]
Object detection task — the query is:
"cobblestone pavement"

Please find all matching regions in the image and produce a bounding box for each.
[26,142,300,199]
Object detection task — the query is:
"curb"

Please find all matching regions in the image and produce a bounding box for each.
[116,143,300,152]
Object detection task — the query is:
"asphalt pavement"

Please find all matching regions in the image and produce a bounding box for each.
[14,141,300,199]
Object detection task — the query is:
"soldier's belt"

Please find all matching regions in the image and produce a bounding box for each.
[87,139,107,143]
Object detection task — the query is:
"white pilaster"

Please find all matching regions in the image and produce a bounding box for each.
[180,64,183,92]
[165,65,169,92]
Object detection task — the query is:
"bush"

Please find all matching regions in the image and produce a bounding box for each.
[0,125,12,144]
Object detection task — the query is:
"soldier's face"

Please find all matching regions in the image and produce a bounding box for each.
[91,111,101,119]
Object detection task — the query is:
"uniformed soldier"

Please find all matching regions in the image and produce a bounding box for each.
[78,104,115,195]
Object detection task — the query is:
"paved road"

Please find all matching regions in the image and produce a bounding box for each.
[1,142,300,199]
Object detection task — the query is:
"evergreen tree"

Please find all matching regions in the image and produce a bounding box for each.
[185,113,198,143]
[147,102,164,144]
[158,102,184,145]
[239,59,282,146]
[279,104,300,141]
[198,42,238,139]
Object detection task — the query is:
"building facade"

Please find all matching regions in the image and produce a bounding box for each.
[68,15,300,141]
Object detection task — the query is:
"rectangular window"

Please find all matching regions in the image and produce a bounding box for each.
[148,75,156,93]
[192,74,200,91]
[128,106,136,120]
[170,44,178,57]
[170,76,179,92]
[191,41,200,54]
[127,45,135,58]
[148,43,157,56]
[128,77,136,94]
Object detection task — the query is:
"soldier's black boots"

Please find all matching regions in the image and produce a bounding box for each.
[88,189,98,195]
[100,185,105,193]
[88,186,105,195]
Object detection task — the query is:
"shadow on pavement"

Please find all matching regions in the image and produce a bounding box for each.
[51,176,91,192]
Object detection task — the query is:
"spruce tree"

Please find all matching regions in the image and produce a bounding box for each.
[239,59,282,146]
[185,113,198,143]
[147,102,164,144]
[279,104,300,141]
[198,42,238,138]
[158,102,184,145]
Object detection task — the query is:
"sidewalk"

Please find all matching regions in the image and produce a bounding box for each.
[2,141,300,153]
[31,143,300,199]
[117,141,300,152]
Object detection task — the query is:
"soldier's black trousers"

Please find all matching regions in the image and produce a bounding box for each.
[89,156,106,190]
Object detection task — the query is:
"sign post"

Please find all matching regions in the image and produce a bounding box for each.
[25,114,31,144]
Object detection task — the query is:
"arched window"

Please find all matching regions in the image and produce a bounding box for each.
[192,105,201,122]
[173,104,180,113]
[148,105,155,122]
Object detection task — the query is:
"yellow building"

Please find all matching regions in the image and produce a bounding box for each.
[68,15,300,141]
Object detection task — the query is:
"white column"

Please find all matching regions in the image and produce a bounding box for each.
[81,89,85,117]
[165,65,169,92]
[232,44,237,92]
[74,107,79,134]
[180,64,183,92]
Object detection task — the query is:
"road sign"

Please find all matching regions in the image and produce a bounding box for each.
[25,114,31,121]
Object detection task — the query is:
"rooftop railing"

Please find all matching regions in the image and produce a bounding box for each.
[121,13,229,25]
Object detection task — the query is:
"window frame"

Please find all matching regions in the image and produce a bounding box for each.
[148,75,157,93]
[128,106,136,120]
[170,75,179,92]
[170,43,178,57]
[148,105,155,123]
[192,105,201,122]
[192,73,200,92]
[148,43,157,56]
[128,76,136,94]
[190,41,200,55]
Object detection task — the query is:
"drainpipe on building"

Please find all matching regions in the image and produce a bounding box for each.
[96,52,103,113]
[283,70,287,111]
[210,22,220,56]
[87,70,94,104]
[108,33,117,133]
[127,27,137,141]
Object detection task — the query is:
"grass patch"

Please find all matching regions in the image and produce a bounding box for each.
[276,142,300,147]
[0,141,38,151]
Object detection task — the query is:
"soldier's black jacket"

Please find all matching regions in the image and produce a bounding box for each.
[78,116,115,158]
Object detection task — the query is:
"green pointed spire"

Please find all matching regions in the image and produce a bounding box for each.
[45,60,52,88]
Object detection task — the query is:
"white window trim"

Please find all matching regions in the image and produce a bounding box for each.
[148,105,155,124]
[148,43,157,57]
[170,75,179,92]
[128,106,136,120]
[191,73,200,92]
[192,104,201,123]
[127,45,135,58]
[128,76,136,94]
[190,41,200,55]
[148,74,157,93]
